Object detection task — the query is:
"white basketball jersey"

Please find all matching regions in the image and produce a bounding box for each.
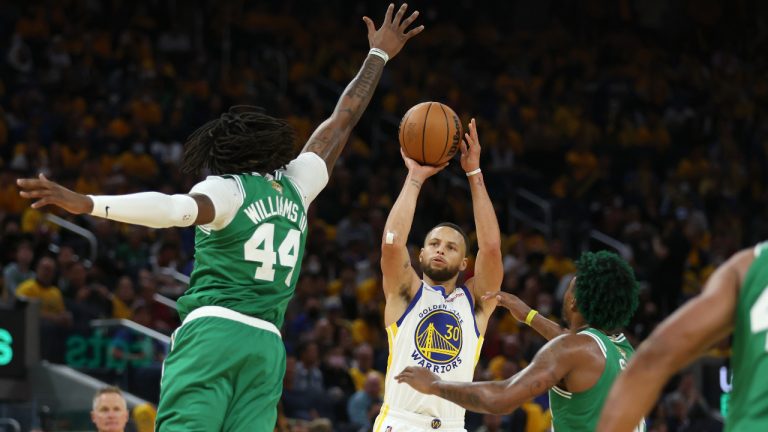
[377,282,484,426]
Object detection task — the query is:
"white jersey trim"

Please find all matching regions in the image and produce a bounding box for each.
[182,305,281,337]
[579,330,607,358]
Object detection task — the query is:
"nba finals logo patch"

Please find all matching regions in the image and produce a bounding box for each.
[270,181,283,194]
[411,309,463,373]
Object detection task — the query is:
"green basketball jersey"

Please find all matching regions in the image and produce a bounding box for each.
[177,172,308,329]
[726,241,768,431]
[549,329,646,432]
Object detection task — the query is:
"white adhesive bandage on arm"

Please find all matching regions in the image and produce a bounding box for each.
[89,193,198,228]
[385,231,395,244]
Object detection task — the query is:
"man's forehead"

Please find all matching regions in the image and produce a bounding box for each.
[96,393,126,408]
[427,227,463,243]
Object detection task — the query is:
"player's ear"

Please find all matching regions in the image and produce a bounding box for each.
[569,295,578,312]
[419,248,425,262]
[459,257,468,272]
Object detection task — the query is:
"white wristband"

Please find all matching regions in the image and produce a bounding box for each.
[369,48,389,63]
[466,168,482,177]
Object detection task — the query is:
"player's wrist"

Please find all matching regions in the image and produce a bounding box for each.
[465,168,481,177]
[429,380,443,396]
[368,48,389,63]
[524,309,539,326]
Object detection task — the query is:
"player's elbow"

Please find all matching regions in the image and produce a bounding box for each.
[380,243,405,269]
[478,244,502,260]
[328,112,354,134]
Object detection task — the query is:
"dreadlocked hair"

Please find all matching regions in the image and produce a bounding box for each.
[181,105,297,175]
[573,250,639,331]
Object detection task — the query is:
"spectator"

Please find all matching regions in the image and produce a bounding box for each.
[15,256,70,326]
[91,386,129,432]
[294,341,324,393]
[3,239,35,302]
[346,372,381,431]
[348,343,384,397]
[111,275,136,319]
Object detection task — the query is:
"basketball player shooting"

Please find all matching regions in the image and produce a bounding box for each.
[17,4,423,431]
[374,119,504,432]
[598,242,768,432]
[397,251,647,432]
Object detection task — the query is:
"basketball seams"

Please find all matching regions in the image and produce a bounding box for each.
[421,102,433,164]
[399,106,415,159]
[436,103,450,165]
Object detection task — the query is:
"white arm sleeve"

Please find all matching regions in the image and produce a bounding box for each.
[89,193,199,228]
[189,176,244,230]
[282,152,329,208]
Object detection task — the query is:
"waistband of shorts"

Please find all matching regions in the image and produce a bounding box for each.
[384,406,465,430]
[182,306,281,338]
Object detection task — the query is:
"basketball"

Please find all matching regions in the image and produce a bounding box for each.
[398,102,463,166]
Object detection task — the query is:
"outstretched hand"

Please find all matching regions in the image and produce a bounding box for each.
[401,149,448,182]
[363,3,424,60]
[460,118,481,174]
[17,173,93,214]
[481,291,531,323]
[395,366,441,395]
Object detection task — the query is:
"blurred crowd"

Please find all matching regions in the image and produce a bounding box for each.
[2,0,766,431]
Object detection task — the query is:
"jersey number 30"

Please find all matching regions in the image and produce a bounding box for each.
[751,285,768,353]
[244,223,301,286]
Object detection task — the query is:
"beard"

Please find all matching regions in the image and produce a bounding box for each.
[420,260,460,283]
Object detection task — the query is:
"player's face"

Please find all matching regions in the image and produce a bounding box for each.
[419,227,467,283]
[91,393,129,432]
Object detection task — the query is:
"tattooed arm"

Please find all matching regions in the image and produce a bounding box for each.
[302,3,423,175]
[396,333,590,415]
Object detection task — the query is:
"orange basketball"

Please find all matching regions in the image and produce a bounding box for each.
[398,102,463,166]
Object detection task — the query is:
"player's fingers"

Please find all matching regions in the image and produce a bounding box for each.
[405,25,425,39]
[19,190,48,199]
[400,148,413,163]
[470,118,479,141]
[16,178,46,189]
[460,138,469,156]
[384,3,395,24]
[31,197,51,209]
[393,3,407,25]
[362,16,376,35]
[400,10,419,30]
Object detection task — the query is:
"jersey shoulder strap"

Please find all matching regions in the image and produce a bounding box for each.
[754,241,768,258]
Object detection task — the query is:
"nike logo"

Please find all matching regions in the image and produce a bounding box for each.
[105,206,110,218]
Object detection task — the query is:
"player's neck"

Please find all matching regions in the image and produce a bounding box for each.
[424,277,458,294]
[569,314,588,331]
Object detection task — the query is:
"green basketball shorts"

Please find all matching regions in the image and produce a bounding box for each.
[155,306,285,431]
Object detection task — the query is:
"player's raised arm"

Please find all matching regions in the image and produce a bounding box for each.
[395,333,584,415]
[597,249,749,432]
[17,173,225,228]
[482,291,567,341]
[301,3,423,175]
[460,119,503,317]
[381,151,447,302]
